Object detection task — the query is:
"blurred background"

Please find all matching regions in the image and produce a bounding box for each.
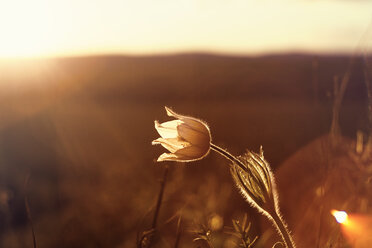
[0,1,372,247]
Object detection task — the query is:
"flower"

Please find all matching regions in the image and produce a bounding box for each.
[152,107,211,162]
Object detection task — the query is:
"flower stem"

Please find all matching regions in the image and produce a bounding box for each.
[210,143,246,171]
[152,166,169,229]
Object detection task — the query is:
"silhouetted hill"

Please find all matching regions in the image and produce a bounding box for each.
[1,53,367,103]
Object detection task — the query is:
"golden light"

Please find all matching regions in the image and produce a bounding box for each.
[0,0,371,58]
[331,210,349,225]
[0,1,56,58]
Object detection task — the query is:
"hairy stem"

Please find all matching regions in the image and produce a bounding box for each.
[210,143,246,171]
[271,211,295,248]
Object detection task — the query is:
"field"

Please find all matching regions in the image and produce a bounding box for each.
[0,54,370,247]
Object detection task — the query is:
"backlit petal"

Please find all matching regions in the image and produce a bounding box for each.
[152,137,190,153]
[177,122,210,146]
[157,148,209,162]
[175,146,210,161]
[157,152,179,162]
[165,107,211,136]
[154,120,183,139]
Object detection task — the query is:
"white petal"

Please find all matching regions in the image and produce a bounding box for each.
[165,106,180,118]
[157,152,179,162]
[165,107,211,140]
[154,120,183,139]
[156,145,210,162]
[152,138,190,153]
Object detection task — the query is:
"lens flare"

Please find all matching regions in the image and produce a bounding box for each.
[331,210,349,224]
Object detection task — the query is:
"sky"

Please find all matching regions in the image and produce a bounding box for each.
[0,0,371,58]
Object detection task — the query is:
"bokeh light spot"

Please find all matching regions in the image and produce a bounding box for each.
[331,210,348,224]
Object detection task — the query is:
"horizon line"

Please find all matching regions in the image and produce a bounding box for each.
[0,49,370,61]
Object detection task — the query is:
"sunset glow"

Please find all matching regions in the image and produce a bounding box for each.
[0,0,372,58]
